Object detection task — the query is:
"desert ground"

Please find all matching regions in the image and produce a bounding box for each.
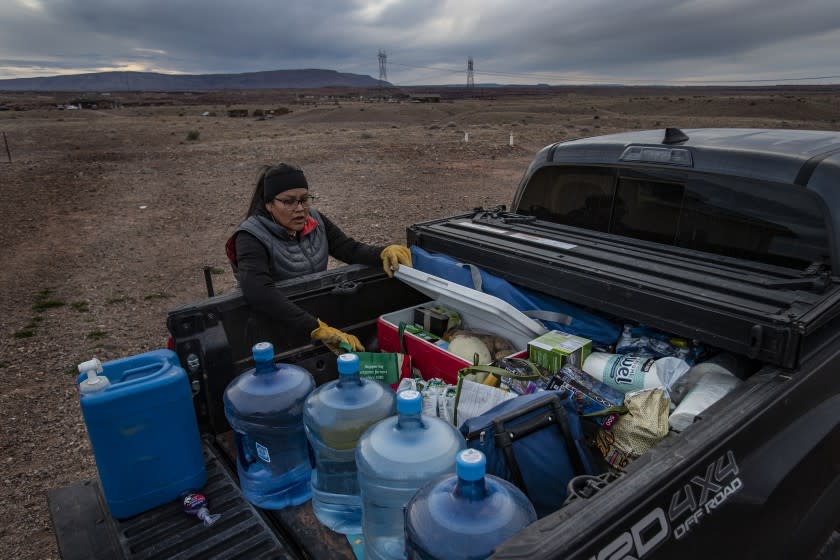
[1,85,839,558]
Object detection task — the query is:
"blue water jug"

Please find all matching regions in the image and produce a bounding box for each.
[223,341,315,510]
[76,350,206,519]
[357,389,465,560]
[405,449,537,560]
[303,353,396,534]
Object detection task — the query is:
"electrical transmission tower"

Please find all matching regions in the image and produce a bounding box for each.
[378,50,388,85]
[467,57,475,88]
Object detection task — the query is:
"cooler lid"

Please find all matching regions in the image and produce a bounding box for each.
[394,266,547,341]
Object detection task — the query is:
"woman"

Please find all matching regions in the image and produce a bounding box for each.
[226,163,411,353]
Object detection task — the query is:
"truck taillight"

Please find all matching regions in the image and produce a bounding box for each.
[166,335,175,351]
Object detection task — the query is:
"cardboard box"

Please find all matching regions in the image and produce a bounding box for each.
[527,330,592,374]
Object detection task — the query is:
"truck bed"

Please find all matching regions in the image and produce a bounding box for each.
[408,210,840,369]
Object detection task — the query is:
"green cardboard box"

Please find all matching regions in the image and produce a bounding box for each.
[527,330,592,374]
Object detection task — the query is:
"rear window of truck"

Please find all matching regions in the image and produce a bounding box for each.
[516,165,831,269]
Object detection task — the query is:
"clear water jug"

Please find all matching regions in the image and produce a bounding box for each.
[223,341,315,510]
[356,389,465,560]
[405,449,537,560]
[303,353,396,534]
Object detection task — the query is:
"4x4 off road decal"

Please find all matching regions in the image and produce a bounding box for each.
[590,451,742,560]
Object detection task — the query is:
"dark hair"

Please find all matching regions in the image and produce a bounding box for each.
[246,163,307,217]
[246,165,271,217]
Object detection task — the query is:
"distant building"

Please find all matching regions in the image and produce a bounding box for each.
[68,98,120,109]
[409,93,441,103]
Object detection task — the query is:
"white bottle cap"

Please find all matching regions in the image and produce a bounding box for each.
[78,358,110,394]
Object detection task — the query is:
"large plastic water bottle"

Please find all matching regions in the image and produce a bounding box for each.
[356,389,466,560]
[405,449,537,560]
[223,341,315,510]
[304,353,396,534]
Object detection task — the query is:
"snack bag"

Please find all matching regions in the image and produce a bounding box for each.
[547,364,626,428]
[594,388,670,471]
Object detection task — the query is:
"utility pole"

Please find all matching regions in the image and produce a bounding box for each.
[378,50,388,99]
[467,57,475,89]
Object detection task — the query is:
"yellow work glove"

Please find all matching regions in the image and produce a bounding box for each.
[310,319,365,354]
[380,245,412,278]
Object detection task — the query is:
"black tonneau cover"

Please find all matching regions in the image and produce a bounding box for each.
[408,210,840,369]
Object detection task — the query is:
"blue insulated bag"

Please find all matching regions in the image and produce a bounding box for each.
[410,246,620,346]
[458,391,602,518]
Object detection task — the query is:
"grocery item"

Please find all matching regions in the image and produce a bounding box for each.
[669,352,746,404]
[547,364,626,427]
[528,330,592,373]
[615,324,696,362]
[182,491,221,527]
[595,388,670,470]
[669,371,741,431]
[447,334,493,365]
[582,352,662,393]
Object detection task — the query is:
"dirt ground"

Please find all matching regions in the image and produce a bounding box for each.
[1,86,839,559]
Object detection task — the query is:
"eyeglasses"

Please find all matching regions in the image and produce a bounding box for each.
[273,194,316,209]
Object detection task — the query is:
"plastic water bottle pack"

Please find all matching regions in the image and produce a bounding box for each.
[615,324,697,363]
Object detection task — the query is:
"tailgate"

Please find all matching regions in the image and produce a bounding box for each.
[407,210,840,369]
[48,437,299,560]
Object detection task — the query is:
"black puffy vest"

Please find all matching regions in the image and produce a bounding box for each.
[235,209,329,281]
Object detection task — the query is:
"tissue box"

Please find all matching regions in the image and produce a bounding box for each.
[528,330,592,374]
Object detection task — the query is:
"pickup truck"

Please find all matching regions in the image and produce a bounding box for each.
[48,127,840,560]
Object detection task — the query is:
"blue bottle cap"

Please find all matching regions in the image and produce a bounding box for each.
[456,449,486,481]
[337,353,359,375]
[252,342,274,362]
[397,390,423,414]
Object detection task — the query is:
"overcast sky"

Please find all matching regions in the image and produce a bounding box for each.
[1,0,839,85]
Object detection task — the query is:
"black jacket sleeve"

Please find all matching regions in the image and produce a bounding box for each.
[321,213,385,267]
[234,231,320,336]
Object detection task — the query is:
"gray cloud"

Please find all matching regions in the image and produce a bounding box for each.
[0,0,838,84]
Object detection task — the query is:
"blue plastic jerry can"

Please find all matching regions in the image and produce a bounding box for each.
[76,349,206,519]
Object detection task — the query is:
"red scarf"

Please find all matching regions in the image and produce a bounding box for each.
[300,215,318,237]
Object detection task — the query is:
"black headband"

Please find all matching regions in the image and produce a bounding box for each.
[263,166,308,202]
